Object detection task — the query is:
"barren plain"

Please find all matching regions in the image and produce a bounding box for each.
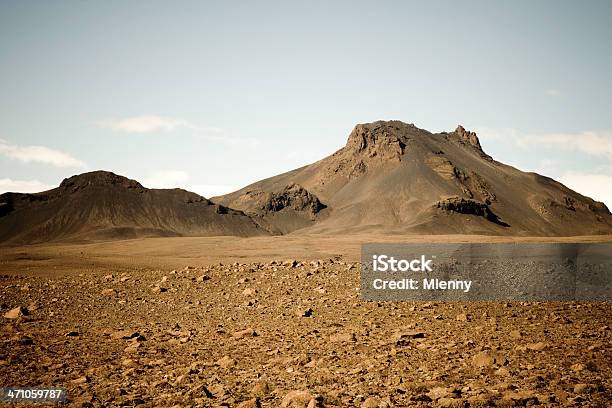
[1,235,610,407]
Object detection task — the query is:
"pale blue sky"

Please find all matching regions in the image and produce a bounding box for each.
[1,1,611,205]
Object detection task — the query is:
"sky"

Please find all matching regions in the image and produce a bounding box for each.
[1,1,612,207]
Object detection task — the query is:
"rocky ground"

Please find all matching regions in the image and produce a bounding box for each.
[1,258,610,407]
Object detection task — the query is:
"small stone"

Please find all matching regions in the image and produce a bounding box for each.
[242,288,257,296]
[233,328,257,339]
[299,308,314,318]
[3,306,28,319]
[111,330,141,340]
[427,387,454,400]
[391,329,425,343]
[284,260,299,268]
[495,367,510,376]
[237,398,261,408]
[196,275,211,282]
[215,355,236,369]
[527,342,547,351]
[65,331,80,337]
[573,383,591,394]
[330,332,356,343]
[101,288,116,297]
[455,313,469,322]
[71,376,90,384]
[361,397,380,408]
[281,390,313,407]
[307,396,324,408]
[509,330,522,339]
[570,363,586,372]
[472,350,505,368]
[151,285,167,293]
[251,380,272,396]
[438,397,464,408]
[17,337,34,345]
[124,342,141,353]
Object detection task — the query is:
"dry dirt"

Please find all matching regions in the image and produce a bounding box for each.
[1,235,611,407]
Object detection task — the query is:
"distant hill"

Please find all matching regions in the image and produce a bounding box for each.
[215,121,612,236]
[0,171,267,244]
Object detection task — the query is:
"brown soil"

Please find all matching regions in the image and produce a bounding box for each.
[1,235,610,407]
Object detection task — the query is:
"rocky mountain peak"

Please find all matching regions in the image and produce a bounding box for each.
[344,121,419,162]
[59,171,143,191]
[454,125,483,151]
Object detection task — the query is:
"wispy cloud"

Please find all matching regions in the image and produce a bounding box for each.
[478,128,612,159]
[0,140,86,168]
[545,89,562,97]
[96,115,259,147]
[96,115,194,133]
[0,178,55,194]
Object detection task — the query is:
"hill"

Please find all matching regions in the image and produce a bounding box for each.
[215,121,612,236]
[0,171,267,244]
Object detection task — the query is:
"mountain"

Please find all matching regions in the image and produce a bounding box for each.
[215,120,612,236]
[0,171,267,244]
[2,121,611,244]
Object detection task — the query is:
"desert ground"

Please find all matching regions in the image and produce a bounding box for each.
[1,235,611,407]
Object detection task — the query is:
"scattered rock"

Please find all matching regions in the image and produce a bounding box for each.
[281,390,313,407]
[427,387,457,401]
[111,330,141,340]
[151,285,167,293]
[299,308,314,317]
[391,329,425,343]
[361,397,380,408]
[216,355,237,369]
[251,380,272,397]
[71,376,90,384]
[526,342,548,351]
[101,288,116,297]
[242,288,257,296]
[237,398,261,408]
[233,328,257,339]
[3,306,28,319]
[455,313,469,322]
[472,350,506,368]
[574,383,592,394]
[509,330,522,339]
[330,332,356,343]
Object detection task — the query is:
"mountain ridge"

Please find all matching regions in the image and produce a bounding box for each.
[2,121,611,244]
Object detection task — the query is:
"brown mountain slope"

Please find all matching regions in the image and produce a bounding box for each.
[0,171,268,244]
[215,120,612,236]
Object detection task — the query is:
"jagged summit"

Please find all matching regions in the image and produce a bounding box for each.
[344,120,487,160]
[453,125,482,149]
